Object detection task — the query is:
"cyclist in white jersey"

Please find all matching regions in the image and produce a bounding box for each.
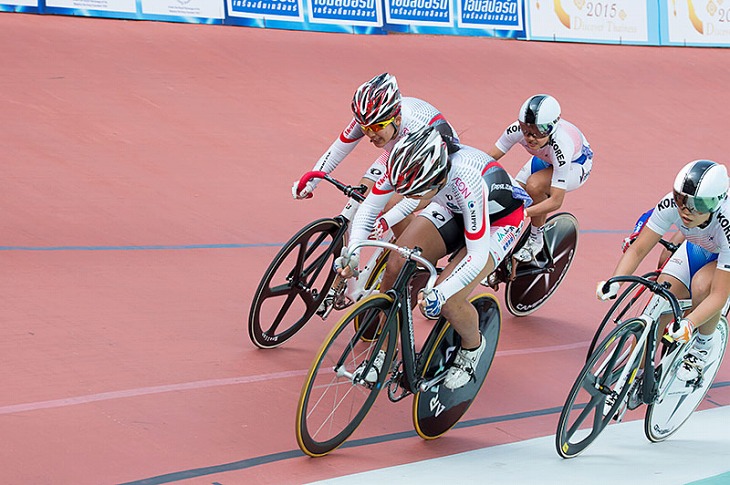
[485,94,593,262]
[597,160,730,381]
[292,72,458,217]
[291,73,458,314]
[335,126,529,389]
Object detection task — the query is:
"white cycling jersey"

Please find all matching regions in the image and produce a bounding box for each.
[496,119,592,191]
[309,97,458,186]
[350,145,525,301]
[646,193,730,272]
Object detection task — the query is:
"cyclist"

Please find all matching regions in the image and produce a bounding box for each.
[485,94,593,262]
[597,160,730,381]
[335,126,529,389]
[291,72,458,314]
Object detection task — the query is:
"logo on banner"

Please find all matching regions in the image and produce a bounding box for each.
[458,0,522,30]
[229,0,304,20]
[536,0,628,29]
[672,0,728,35]
[309,0,382,25]
[385,0,452,27]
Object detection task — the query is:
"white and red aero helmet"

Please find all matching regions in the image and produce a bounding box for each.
[351,73,402,126]
[387,126,449,197]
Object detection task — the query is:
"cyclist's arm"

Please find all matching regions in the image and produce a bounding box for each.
[610,227,663,278]
[435,184,491,300]
[309,120,363,187]
[349,183,393,251]
[380,197,421,229]
[486,145,505,161]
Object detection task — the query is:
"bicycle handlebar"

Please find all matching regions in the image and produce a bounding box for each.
[604,275,684,331]
[297,171,368,203]
[658,238,680,254]
[346,240,439,293]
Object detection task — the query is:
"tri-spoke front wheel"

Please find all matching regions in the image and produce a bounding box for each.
[248,218,343,349]
[556,318,644,458]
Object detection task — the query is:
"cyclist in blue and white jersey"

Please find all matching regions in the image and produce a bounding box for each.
[485,94,593,262]
[597,160,730,381]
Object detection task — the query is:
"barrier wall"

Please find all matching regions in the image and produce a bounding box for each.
[1,0,729,47]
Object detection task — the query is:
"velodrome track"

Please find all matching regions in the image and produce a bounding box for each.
[0,12,728,485]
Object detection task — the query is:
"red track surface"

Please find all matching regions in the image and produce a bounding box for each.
[1,12,728,484]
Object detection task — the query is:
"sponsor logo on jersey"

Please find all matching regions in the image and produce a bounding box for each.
[550,139,566,167]
[507,123,520,135]
[501,231,516,251]
[432,210,446,222]
[453,177,471,198]
[490,183,511,192]
[716,212,730,245]
[657,196,677,211]
[447,202,459,212]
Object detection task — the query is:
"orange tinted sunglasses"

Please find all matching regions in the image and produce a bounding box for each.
[360,116,396,134]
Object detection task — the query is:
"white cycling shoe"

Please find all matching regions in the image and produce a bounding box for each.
[444,335,486,389]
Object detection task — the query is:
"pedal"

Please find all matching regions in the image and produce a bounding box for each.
[332,294,354,311]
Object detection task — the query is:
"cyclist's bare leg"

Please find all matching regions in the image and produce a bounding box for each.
[380,216,447,292]
[438,248,496,349]
[688,263,722,336]
[655,273,691,342]
[520,169,552,228]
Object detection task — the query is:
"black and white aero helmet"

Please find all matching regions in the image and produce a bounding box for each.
[673,159,729,214]
[351,73,402,126]
[387,126,449,197]
[518,94,561,137]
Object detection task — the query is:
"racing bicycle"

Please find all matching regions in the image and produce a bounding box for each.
[484,211,579,316]
[248,171,390,349]
[295,239,502,457]
[555,274,729,458]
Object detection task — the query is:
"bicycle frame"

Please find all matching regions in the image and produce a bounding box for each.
[297,171,393,317]
[345,240,440,396]
[599,275,689,417]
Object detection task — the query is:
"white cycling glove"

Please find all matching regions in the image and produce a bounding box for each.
[596,280,620,301]
[420,287,446,319]
[334,247,360,278]
[667,318,695,343]
[291,180,314,200]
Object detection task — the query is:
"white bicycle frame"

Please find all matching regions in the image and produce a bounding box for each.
[598,291,693,421]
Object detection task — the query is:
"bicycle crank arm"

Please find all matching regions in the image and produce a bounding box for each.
[419,373,447,393]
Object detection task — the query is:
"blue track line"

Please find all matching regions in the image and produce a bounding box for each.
[0,229,626,252]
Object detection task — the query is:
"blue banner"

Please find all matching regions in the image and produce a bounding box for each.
[385,0,451,27]
[458,0,521,30]
[309,0,380,25]
[229,0,303,21]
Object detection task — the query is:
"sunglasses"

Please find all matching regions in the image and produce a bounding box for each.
[518,121,551,139]
[360,116,396,134]
[673,190,718,215]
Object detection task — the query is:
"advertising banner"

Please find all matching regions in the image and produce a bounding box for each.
[308,0,382,27]
[385,0,452,27]
[45,0,136,13]
[227,0,304,21]
[458,0,522,30]
[664,0,730,46]
[0,0,38,6]
[142,0,225,19]
[527,0,653,44]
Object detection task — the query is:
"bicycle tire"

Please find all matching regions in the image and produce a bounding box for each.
[586,271,660,360]
[644,317,729,442]
[506,212,579,317]
[295,293,398,457]
[412,294,501,439]
[556,318,645,458]
[248,218,344,349]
